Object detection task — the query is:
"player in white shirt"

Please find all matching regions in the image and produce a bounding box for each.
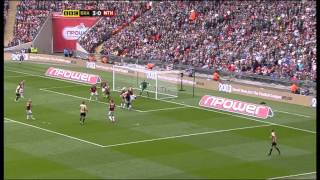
[80,101,88,125]
[19,80,25,98]
[15,84,22,102]
[268,129,281,156]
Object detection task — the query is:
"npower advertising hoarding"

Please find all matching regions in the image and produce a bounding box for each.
[52,14,98,52]
[199,95,274,119]
[45,67,101,85]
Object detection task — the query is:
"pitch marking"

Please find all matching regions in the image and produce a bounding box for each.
[138,106,188,112]
[5,117,271,148]
[39,88,144,113]
[274,110,311,118]
[136,94,316,134]
[103,124,272,148]
[40,88,186,113]
[4,117,105,147]
[267,171,316,179]
[6,69,316,134]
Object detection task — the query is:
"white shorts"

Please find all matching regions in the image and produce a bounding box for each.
[26,110,32,115]
[91,92,98,96]
[102,88,106,93]
[108,111,114,116]
[130,95,136,101]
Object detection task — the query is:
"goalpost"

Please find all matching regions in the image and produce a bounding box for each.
[112,65,181,100]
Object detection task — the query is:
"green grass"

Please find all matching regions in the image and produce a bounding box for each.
[4,61,316,179]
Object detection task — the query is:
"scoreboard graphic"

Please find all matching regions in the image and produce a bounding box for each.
[63,10,115,17]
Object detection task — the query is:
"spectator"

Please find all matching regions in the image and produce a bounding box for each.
[100,1,316,82]
[213,71,220,81]
[290,83,299,94]
[68,50,73,58]
[63,48,69,57]
[8,1,316,83]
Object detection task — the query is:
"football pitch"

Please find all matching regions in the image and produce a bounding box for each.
[4,61,316,179]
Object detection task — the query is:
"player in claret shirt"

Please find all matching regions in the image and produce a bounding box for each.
[268,129,281,156]
[108,99,116,123]
[89,85,98,101]
[103,82,111,100]
[26,99,35,120]
[120,87,126,108]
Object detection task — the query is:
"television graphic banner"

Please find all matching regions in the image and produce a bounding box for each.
[52,15,98,52]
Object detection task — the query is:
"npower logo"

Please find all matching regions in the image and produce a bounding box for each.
[62,23,88,40]
[45,67,101,84]
[199,95,273,119]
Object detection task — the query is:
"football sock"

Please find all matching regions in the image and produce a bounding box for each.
[268,148,273,155]
[276,147,281,155]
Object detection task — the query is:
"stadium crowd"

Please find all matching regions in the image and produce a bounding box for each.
[78,1,151,53]
[100,1,316,81]
[8,0,150,48]
[7,1,316,82]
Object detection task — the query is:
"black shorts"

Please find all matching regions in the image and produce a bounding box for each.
[272,142,277,146]
[16,93,21,97]
[80,112,86,117]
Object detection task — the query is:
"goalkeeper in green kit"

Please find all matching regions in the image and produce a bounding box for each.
[140,80,149,96]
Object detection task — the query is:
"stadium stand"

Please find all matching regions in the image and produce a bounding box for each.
[78,1,151,53]
[7,1,149,48]
[7,1,316,82]
[100,1,316,81]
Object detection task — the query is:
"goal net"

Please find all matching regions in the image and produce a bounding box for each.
[112,65,180,100]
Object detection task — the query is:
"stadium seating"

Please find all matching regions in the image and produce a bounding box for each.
[100,1,316,81]
[8,1,316,81]
[78,1,151,53]
[8,1,148,47]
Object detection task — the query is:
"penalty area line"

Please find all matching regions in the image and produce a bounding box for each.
[39,88,187,113]
[138,106,188,113]
[267,171,316,179]
[5,117,272,149]
[274,110,311,118]
[39,88,145,113]
[137,95,316,134]
[103,124,272,148]
[4,117,105,147]
[7,69,315,133]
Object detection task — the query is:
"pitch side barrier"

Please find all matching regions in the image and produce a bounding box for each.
[99,53,316,91]
[5,53,316,108]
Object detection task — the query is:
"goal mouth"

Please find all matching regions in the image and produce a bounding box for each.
[113,87,178,100]
[112,65,180,100]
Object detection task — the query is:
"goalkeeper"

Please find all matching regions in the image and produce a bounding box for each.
[139,80,149,96]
